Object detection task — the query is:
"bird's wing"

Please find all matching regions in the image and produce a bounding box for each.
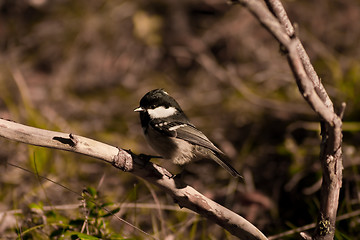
[172,124,224,154]
[173,124,242,178]
[150,120,221,153]
[150,120,242,178]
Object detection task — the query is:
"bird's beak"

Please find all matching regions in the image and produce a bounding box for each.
[134,107,145,112]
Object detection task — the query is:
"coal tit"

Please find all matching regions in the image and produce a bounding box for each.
[134,89,241,178]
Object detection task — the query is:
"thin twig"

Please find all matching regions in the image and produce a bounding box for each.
[268,209,360,239]
[230,1,343,239]
[265,0,334,110]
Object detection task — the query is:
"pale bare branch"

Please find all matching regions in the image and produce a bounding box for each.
[231,0,344,239]
[0,118,267,240]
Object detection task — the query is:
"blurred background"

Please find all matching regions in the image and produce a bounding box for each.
[0,0,359,239]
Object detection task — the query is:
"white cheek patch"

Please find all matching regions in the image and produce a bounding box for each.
[148,106,178,119]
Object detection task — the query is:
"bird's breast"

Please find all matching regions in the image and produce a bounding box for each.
[145,126,194,165]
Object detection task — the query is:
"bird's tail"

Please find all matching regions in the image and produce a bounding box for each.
[213,152,242,178]
[194,145,242,178]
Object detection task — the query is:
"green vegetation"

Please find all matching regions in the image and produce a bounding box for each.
[0,0,359,239]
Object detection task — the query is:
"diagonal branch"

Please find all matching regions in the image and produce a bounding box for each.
[231,0,343,239]
[234,0,334,121]
[265,0,334,110]
[0,118,268,240]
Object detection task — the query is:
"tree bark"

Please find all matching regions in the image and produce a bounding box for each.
[232,0,344,239]
[0,118,267,240]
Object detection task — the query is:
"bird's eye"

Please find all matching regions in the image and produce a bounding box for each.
[150,104,156,109]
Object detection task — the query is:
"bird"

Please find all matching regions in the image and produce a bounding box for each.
[134,89,241,178]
